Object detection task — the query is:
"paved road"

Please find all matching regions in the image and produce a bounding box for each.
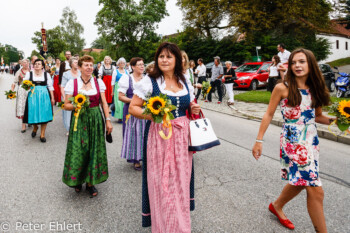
[0,73,349,233]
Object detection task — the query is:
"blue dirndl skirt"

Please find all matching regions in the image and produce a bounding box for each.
[24,86,53,124]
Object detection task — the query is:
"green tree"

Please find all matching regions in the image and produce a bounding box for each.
[31,26,67,58]
[59,7,85,54]
[0,44,22,64]
[95,0,168,61]
[176,0,230,38]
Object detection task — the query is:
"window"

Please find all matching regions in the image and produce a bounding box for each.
[336,40,339,49]
[346,42,348,50]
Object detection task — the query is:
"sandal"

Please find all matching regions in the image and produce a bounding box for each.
[134,163,142,171]
[86,185,98,197]
[74,184,82,193]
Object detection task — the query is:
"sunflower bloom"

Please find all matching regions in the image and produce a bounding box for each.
[338,100,350,118]
[75,94,86,105]
[148,96,166,115]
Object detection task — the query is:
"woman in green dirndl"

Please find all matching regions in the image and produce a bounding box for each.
[62,55,113,197]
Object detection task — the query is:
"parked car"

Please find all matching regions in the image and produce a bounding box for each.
[318,64,336,92]
[205,61,240,79]
[234,61,272,90]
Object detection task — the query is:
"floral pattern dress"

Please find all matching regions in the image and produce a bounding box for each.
[280,89,321,187]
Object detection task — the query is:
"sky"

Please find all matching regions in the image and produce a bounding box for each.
[0,0,183,58]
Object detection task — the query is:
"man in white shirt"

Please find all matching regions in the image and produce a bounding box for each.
[277,43,291,64]
[277,43,290,80]
[194,58,207,100]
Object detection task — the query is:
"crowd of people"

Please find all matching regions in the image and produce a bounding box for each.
[7,41,334,233]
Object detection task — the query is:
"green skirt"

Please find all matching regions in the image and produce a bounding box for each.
[62,106,108,186]
[113,82,124,119]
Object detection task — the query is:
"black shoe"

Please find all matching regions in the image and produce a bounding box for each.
[31,131,37,138]
[21,130,26,133]
[74,184,83,193]
[86,185,98,197]
[39,137,46,143]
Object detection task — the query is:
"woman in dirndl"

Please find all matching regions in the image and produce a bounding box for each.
[118,57,146,171]
[11,59,30,132]
[52,58,61,104]
[98,56,115,105]
[129,42,201,233]
[112,57,128,123]
[62,55,112,197]
[60,57,80,135]
[23,59,55,142]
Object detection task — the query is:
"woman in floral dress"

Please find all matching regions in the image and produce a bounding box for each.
[252,48,333,232]
[11,59,30,132]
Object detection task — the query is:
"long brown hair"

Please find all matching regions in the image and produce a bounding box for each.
[285,48,330,108]
[149,42,185,85]
[272,55,281,66]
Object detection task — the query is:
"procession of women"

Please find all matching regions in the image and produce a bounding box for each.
[7,41,340,233]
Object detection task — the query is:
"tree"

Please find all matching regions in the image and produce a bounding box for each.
[31,26,67,58]
[95,0,168,61]
[176,0,230,38]
[0,44,22,64]
[59,7,85,54]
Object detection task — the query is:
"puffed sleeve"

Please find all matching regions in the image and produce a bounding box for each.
[184,74,195,102]
[64,79,74,95]
[98,66,103,77]
[60,71,69,87]
[117,74,130,94]
[14,70,20,83]
[133,75,153,100]
[97,78,106,93]
[111,69,117,86]
[46,73,54,91]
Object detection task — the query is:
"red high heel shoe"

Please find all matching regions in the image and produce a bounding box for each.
[269,203,295,230]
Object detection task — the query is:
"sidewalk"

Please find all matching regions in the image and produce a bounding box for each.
[199,94,350,145]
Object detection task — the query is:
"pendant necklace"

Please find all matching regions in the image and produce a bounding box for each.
[81,76,91,85]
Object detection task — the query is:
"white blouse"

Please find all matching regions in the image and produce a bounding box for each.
[118,74,142,94]
[134,74,195,102]
[269,63,283,77]
[24,71,54,91]
[64,77,106,96]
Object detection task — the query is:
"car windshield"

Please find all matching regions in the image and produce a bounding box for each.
[235,64,261,73]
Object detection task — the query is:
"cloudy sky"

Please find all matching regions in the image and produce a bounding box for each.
[0,0,183,57]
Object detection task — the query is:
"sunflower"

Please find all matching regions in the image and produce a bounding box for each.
[148,96,166,115]
[338,100,350,118]
[23,80,30,85]
[8,93,15,99]
[61,104,65,109]
[75,94,86,105]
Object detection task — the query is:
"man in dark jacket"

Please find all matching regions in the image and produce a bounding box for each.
[58,51,72,85]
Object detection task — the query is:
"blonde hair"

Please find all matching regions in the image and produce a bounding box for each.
[104,56,112,65]
[181,50,189,70]
[225,61,232,66]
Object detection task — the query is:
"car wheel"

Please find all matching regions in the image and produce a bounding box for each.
[249,80,258,91]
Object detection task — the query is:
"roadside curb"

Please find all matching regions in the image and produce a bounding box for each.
[202,104,350,145]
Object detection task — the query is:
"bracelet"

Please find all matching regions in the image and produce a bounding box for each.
[256,139,264,143]
[106,117,111,121]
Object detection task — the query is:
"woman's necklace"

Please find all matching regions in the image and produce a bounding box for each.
[81,76,91,85]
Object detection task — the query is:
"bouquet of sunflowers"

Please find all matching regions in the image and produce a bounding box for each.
[57,101,65,109]
[5,90,16,99]
[328,100,350,135]
[68,93,90,131]
[201,81,211,99]
[21,80,34,91]
[143,93,177,139]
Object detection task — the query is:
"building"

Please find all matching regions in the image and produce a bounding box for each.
[317,19,350,63]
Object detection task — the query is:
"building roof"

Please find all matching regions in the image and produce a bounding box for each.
[82,48,104,53]
[319,19,350,38]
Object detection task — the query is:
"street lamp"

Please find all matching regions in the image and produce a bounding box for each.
[256,46,261,62]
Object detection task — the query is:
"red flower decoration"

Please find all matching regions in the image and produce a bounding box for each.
[293,144,308,165]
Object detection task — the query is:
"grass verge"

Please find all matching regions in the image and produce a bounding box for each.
[235,91,348,105]
[327,57,350,67]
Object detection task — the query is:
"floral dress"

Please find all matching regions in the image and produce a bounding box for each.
[280,89,321,187]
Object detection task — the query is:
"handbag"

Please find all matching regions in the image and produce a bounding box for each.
[188,110,220,151]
